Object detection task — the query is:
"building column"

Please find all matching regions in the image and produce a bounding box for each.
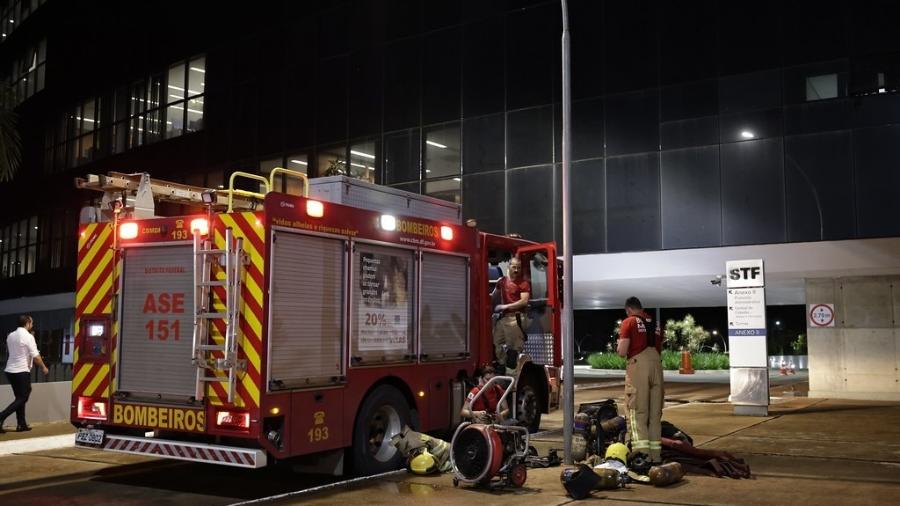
[806,276,900,401]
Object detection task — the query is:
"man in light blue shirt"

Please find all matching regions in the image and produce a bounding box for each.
[1,315,49,432]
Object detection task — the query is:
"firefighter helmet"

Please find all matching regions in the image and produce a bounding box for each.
[408,449,439,475]
[604,443,628,464]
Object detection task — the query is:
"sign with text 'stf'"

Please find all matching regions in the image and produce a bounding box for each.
[726,259,764,288]
[726,259,769,415]
[726,259,767,368]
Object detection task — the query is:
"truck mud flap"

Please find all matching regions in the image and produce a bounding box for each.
[79,434,267,468]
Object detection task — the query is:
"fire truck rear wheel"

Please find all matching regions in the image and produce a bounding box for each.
[517,382,542,433]
[352,384,412,475]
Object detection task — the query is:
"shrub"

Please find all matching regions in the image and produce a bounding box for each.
[660,350,681,370]
[587,352,626,369]
[690,352,730,370]
[587,351,729,370]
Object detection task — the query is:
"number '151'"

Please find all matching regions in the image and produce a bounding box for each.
[145,320,180,340]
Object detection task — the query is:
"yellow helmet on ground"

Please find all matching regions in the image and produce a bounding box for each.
[408,449,438,475]
[605,443,628,464]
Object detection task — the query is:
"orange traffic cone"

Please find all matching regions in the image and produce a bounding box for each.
[679,350,695,374]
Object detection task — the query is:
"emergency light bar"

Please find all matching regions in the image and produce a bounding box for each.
[190,218,209,235]
[119,222,138,239]
[380,214,397,231]
[306,200,324,218]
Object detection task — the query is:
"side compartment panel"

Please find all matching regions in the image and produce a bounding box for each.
[290,389,345,455]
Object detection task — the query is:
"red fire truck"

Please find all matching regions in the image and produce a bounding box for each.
[71,171,561,472]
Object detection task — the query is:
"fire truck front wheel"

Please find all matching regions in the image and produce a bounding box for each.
[352,384,412,475]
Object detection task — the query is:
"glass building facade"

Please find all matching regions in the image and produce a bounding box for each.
[1,0,900,298]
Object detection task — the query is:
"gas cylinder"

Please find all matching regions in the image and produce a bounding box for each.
[591,467,623,490]
[599,415,626,434]
[648,462,685,487]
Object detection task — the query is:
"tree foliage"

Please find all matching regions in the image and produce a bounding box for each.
[663,314,711,352]
[0,85,21,183]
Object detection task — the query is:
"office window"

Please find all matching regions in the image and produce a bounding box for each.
[49,210,68,270]
[43,55,206,171]
[259,157,282,174]
[0,216,38,277]
[423,124,460,179]
[165,63,186,138]
[271,153,308,194]
[186,57,205,132]
[74,99,99,164]
[164,57,205,139]
[384,129,420,184]
[258,156,306,195]
[348,140,378,183]
[785,60,849,106]
[806,74,838,101]
[9,38,45,102]
[0,0,47,42]
[317,144,348,178]
[424,178,460,204]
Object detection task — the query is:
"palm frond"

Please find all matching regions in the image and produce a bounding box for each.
[0,85,22,183]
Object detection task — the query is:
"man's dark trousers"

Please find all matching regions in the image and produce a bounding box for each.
[0,372,32,428]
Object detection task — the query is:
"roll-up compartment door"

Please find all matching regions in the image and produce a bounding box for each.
[269,232,345,389]
[118,245,195,398]
[420,253,468,361]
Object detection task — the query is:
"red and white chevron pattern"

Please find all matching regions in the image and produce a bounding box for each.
[97,435,266,468]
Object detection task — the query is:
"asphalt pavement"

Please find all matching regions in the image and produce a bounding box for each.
[0,371,873,506]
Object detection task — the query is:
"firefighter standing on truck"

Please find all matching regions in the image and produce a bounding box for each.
[491,256,530,373]
[617,296,663,464]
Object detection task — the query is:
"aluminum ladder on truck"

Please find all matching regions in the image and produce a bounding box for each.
[191,227,245,403]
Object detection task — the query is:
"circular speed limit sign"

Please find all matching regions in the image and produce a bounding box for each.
[809,304,835,327]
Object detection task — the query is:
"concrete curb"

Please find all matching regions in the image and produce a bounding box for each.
[0,433,73,456]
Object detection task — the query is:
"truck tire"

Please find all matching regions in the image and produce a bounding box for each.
[517,381,542,433]
[351,384,412,475]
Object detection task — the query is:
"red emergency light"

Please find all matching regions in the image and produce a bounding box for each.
[215,410,250,431]
[77,396,108,421]
[441,225,454,241]
[119,222,138,240]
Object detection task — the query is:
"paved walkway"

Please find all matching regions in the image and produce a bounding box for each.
[271,394,900,505]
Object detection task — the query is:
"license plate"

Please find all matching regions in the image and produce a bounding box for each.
[75,428,104,446]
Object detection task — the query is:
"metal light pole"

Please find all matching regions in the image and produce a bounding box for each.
[560,0,575,465]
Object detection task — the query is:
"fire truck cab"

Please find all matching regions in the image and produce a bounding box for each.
[71,171,561,473]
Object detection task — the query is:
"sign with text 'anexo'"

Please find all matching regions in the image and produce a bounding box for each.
[726,259,767,368]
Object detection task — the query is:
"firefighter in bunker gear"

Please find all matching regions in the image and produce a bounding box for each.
[491,257,531,372]
[617,296,664,463]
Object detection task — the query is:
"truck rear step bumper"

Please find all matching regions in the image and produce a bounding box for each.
[77,434,267,468]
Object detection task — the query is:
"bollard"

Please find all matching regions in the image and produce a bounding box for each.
[678,350,695,374]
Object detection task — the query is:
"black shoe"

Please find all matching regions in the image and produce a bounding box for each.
[15,426,32,432]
